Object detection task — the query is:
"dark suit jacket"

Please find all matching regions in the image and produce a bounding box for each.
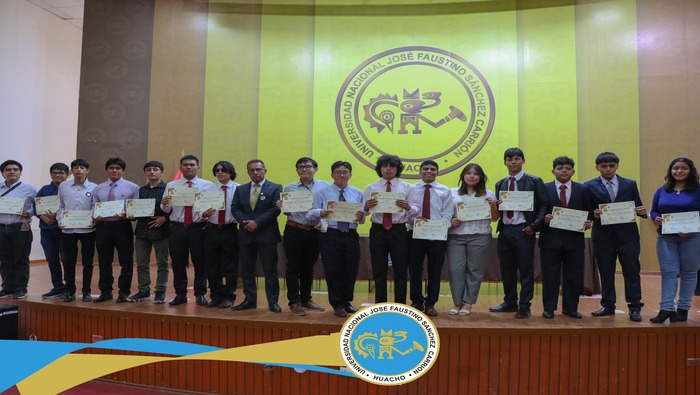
[495,173,548,232]
[539,181,591,250]
[231,180,283,245]
[584,175,644,243]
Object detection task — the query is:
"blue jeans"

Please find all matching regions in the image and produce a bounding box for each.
[656,233,700,310]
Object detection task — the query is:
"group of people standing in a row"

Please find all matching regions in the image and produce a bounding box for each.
[0,148,698,323]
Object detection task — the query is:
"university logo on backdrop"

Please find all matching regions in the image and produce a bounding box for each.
[336,46,495,179]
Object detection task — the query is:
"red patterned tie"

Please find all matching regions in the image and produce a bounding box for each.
[184,180,193,225]
[559,185,567,208]
[423,184,431,219]
[218,185,227,224]
[506,176,515,219]
[382,181,393,230]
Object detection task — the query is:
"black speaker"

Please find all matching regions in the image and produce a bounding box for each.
[0,304,19,340]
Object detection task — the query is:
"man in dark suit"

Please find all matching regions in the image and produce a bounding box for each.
[490,148,548,319]
[539,156,592,319]
[231,159,283,313]
[584,152,646,322]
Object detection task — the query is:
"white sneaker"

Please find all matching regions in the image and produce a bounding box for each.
[458,303,472,316]
[449,305,461,315]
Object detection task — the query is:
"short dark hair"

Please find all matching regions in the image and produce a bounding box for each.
[180,155,199,165]
[457,163,488,197]
[247,159,265,168]
[212,160,237,180]
[143,160,164,171]
[50,162,69,173]
[105,157,126,170]
[595,152,620,165]
[420,160,439,171]
[552,156,575,169]
[0,160,22,172]
[331,161,352,173]
[374,154,404,178]
[663,157,699,191]
[71,159,90,169]
[295,157,318,169]
[503,148,525,161]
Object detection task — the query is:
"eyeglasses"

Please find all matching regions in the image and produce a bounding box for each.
[214,168,227,173]
[297,165,314,170]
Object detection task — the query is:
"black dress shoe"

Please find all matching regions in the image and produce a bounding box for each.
[490,302,518,313]
[591,307,615,317]
[169,295,187,306]
[334,308,347,317]
[195,295,208,306]
[515,308,531,319]
[563,310,582,319]
[218,300,233,309]
[116,294,129,303]
[206,298,221,308]
[269,303,282,313]
[425,306,438,317]
[232,299,256,311]
[411,303,425,312]
[93,293,113,303]
[542,310,554,319]
[629,310,642,322]
[345,304,358,313]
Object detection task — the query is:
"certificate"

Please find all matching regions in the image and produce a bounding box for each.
[326,201,362,223]
[456,199,491,221]
[126,198,156,218]
[35,195,60,215]
[369,192,405,214]
[661,211,700,234]
[498,191,534,211]
[412,218,448,241]
[549,207,589,232]
[194,191,225,212]
[599,201,636,225]
[0,196,25,214]
[167,187,196,206]
[61,210,93,229]
[93,200,125,218]
[281,191,314,213]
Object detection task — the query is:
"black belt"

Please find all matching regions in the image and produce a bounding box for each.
[206,223,238,229]
[0,223,22,228]
[171,221,206,228]
[327,227,357,234]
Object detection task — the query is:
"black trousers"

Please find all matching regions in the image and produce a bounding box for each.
[593,237,643,310]
[497,224,536,308]
[0,224,32,293]
[62,232,95,294]
[320,228,360,309]
[169,223,207,297]
[283,225,320,305]
[408,234,447,307]
[203,224,238,302]
[40,228,65,290]
[95,221,133,296]
[540,247,584,312]
[239,239,279,306]
[369,223,409,304]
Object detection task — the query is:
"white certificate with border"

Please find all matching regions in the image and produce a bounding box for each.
[126,198,156,218]
[456,199,491,221]
[326,201,362,223]
[281,191,314,213]
[167,187,196,206]
[661,211,700,234]
[35,195,60,215]
[412,218,448,241]
[0,196,24,215]
[599,201,636,225]
[93,200,125,218]
[194,191,225,212]
[549,207,589,233]
[61,210,93,229]
[369,192,405,214]
[498,191,534,211]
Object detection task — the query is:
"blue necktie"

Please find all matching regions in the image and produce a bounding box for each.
[337,189,349,232]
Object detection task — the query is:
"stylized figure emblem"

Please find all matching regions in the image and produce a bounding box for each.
[354,329,425,360]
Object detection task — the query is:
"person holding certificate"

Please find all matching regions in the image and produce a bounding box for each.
[91,158,139,303]
[490,148,547,319]
[201,161,239,309]
[447,163,499,316]
[649,157,700,323]
[307,161,365,317]
[584,152,646,322]
[407,160,453,317]
[0,160,37,299]
[363,154,417,305]
[35,162,69,299]
[277,157,329,316]
[539,157,592,319]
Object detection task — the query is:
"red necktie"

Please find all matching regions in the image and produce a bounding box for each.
[506,176,515,219]
[559,185,567,208]
[184,180,193,225]
[422,184,431,219]
[382,181,393,230]
[218,185,227,224]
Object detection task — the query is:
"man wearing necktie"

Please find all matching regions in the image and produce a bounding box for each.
[363,155,417,305]
[407,160,453,317]
[231,159,283,313]
[161,155,213,307]
[584,152,647,322]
